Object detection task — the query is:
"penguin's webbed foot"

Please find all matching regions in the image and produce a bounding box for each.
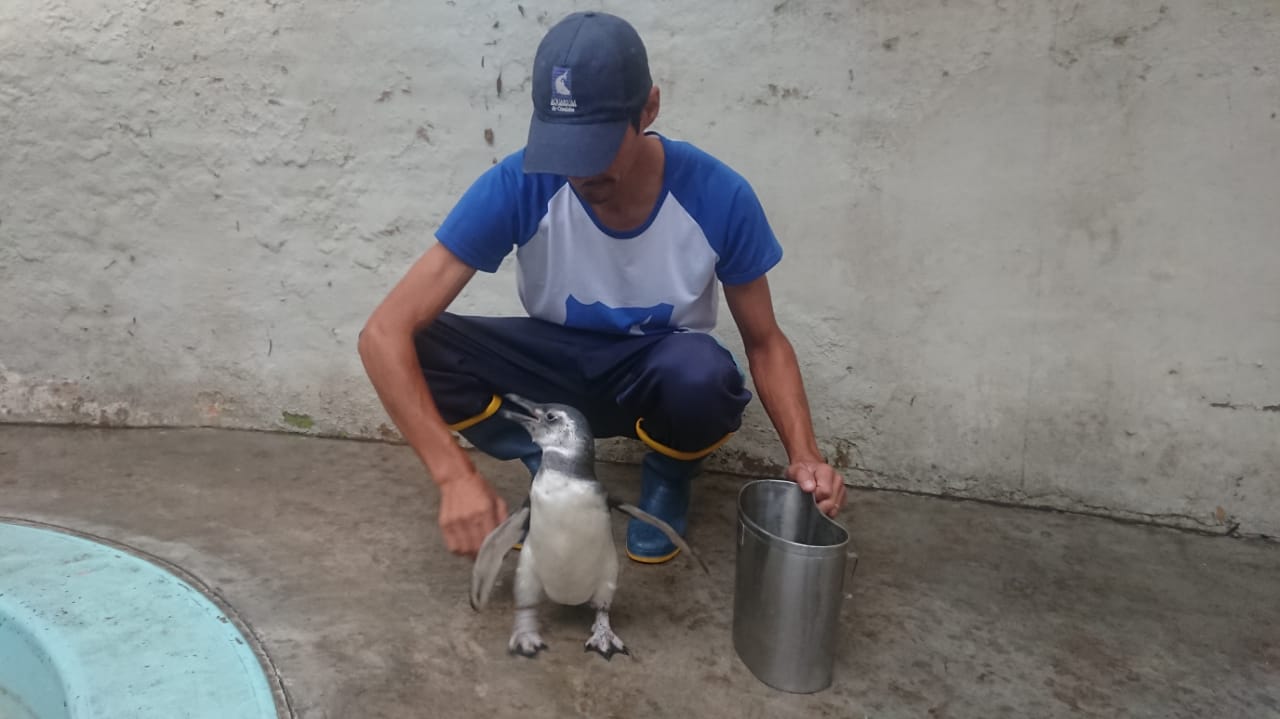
[584,609,629,660]
[508,607,547,658]
[508,630,548,658]
[584,629,629,660]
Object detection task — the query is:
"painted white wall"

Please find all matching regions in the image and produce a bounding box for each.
[2,0,1277,537]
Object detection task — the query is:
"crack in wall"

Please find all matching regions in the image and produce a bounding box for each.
[843,463,1270,541]
[1209,401,1280,412]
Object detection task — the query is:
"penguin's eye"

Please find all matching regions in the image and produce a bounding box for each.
[547,412,561,424]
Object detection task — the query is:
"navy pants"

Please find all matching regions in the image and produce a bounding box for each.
[413,313,752,454]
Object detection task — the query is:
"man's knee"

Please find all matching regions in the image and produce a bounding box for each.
[634,333,751,451]
[411,312,467,370]
[409,313,498,423]
[654,334,744,400]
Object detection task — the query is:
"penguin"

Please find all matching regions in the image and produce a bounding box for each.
[469,393,708,659]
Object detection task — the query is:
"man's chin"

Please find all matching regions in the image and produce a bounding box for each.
[576,184,615,205]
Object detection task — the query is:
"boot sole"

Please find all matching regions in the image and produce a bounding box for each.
[625,546,681,564]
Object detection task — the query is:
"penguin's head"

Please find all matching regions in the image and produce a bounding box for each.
[498,393,594,460]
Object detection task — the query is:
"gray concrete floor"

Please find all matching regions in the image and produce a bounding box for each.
[1,425,1277,718]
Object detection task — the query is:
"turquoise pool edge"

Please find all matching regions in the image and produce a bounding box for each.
[0,517,293,719]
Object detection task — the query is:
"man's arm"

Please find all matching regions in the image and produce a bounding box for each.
[723,274,847,516]
[357,241,509,556]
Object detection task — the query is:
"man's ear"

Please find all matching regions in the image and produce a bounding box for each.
[640,86,660,129]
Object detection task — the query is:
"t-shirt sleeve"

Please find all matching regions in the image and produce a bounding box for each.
[435,153,544,273]
[713,177,784,285]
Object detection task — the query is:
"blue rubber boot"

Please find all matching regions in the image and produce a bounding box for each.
[626,452,702,564]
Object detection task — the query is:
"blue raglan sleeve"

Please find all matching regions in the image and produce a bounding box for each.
[671,140,785,285]
[713,177,784,285]
[435,153,544,273]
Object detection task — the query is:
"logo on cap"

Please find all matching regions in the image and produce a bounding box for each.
[550,66,577,113]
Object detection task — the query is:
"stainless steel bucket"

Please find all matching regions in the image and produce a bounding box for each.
[732,479,854,694]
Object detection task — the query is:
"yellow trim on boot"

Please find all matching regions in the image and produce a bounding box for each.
[447,394,502,432]
[634,418,732,461]
[626,546,681,564]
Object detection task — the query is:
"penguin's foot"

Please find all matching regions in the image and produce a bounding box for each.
[584,629,628,659]
[508,630,547,657]
[508,607,547,658]
[583,609,629,660]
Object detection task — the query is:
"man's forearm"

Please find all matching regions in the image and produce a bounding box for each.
[357,323,474,485]
[356,241,481,488]
[744,332,824,465]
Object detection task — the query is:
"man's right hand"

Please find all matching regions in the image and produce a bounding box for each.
[438,471,509,557]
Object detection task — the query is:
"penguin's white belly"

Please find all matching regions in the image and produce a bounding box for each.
[526,471,617,606]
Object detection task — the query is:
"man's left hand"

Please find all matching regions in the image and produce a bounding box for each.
[787,461,847,517]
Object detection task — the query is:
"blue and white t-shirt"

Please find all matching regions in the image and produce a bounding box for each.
[435,133,783,336]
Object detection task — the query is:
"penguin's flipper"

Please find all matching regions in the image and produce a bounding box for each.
[608,498,710,575]
[470,504,531,611]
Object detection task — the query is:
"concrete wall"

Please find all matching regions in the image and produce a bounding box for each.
[2,0,1277,538]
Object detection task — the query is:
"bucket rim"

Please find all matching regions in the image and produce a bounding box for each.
[736,478,850,552]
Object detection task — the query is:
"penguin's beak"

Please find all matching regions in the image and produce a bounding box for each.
[498,393,542,429]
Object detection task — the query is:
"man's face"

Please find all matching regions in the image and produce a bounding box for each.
[564,87,659,205]
[567,125,643,205]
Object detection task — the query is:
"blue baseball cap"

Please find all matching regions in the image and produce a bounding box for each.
[522,12,652,177]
